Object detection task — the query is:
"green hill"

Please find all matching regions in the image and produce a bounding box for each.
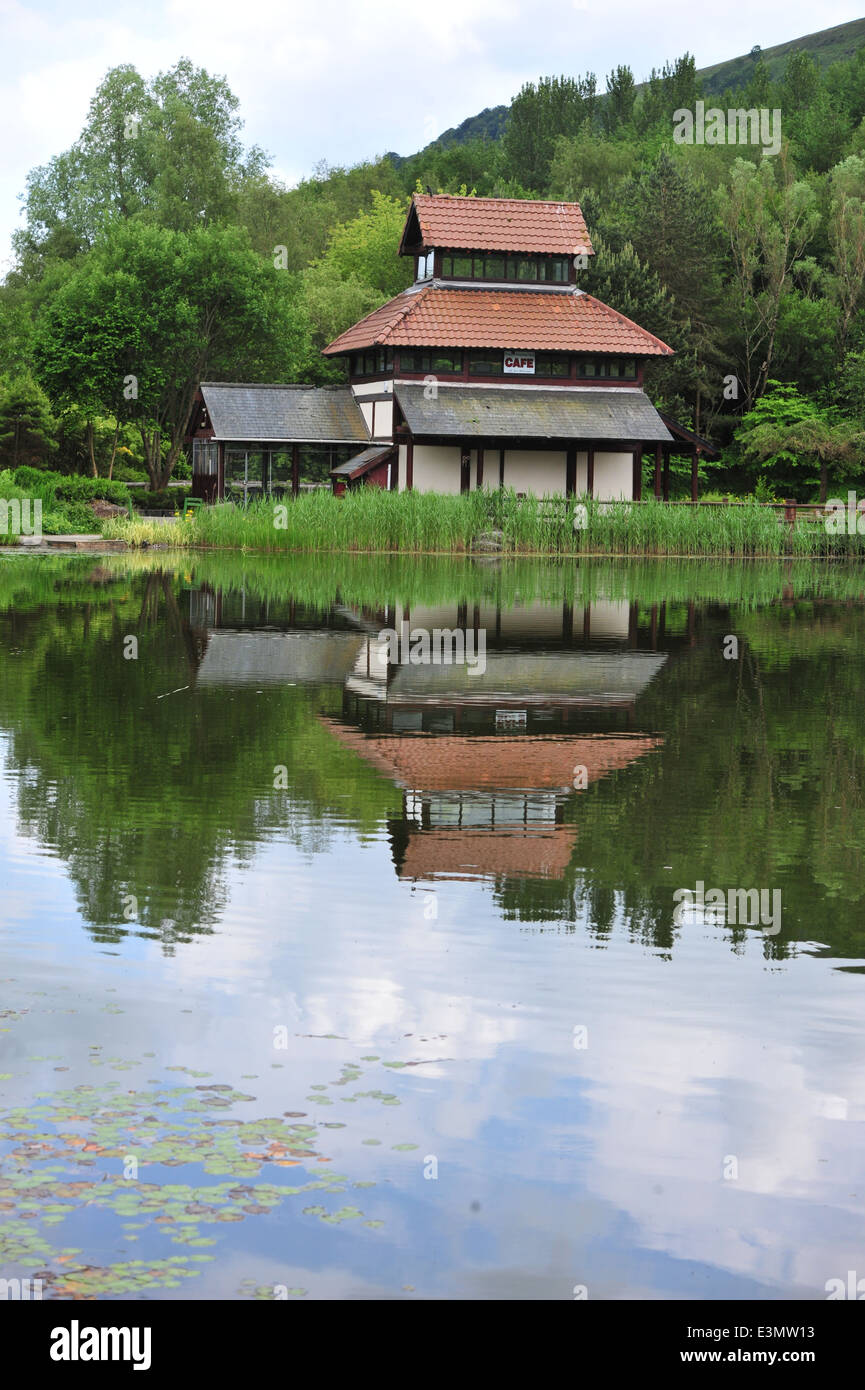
[396,16,865,160]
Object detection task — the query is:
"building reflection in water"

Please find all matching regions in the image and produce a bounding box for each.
[187,587,680,885]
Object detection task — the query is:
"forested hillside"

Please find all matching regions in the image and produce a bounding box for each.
[3,34,865,499]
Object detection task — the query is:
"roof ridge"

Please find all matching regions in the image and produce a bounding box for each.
[414,193,585,209]
[200,381,353,391]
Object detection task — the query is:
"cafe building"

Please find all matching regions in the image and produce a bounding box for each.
[189,193,697,501]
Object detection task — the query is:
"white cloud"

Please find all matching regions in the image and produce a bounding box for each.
[0,0,860,267]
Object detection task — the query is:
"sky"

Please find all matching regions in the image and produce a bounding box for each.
[1,0,863,269]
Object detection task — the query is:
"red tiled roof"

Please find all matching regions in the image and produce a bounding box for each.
[400,194,593,257]
[399,825,578,881]
[320,722,662,792]
[324,286,674,357]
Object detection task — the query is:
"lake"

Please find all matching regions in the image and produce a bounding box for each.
[1,551,863,1301]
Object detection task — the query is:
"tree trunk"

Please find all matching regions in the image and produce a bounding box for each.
[107,423,119,481]
[87,421,98,478]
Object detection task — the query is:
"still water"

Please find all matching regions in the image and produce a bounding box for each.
[1,551,864,1300]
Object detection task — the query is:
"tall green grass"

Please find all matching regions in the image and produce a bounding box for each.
[102,490,865,558]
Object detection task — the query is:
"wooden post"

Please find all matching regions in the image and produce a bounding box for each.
[654,443,662,499]
[691,446,699,503]
[499,448,505,488]
[632,447,643,501]
[586,446,595,498]
[217,442,225,501]
[663,447,670,503]
[406,439,414,491]
[460,448,470,494]
[476,447,484,489]
[291,444,299,499]
[566,447,576,497]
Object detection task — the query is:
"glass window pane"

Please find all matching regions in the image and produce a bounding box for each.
[453,256,472,277]
[442,255,452,276]
[473,257,483,278]
[485,256,505,279]
[623,358,637,378]
[516,259,538,281]
[581,359,596,377]
[506,258,517,280]
[608,360,620,378]
[469,354,503,375]
[536,355,569,377]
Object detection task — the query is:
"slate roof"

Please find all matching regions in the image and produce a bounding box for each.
[196,632,365,686]
[330,445,395,479]
[198,383,369,443]
[393,384,673,443]
[324,287,673,357]
[399,194,593,256]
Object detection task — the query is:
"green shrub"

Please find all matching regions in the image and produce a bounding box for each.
[11,466,130,506]
[132,489,184,512]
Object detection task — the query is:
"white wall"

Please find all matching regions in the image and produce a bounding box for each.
[371,399,393,438]
[403,445,634,498]
[412,445,462,494]
[593,451,633,501]
[501,449,567,495]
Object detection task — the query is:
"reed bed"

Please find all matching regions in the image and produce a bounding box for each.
[101,490,865,558]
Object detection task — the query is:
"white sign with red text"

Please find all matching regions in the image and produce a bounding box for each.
[503,353,535,374]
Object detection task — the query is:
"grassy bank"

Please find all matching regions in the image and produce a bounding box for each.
[100,490,865,558]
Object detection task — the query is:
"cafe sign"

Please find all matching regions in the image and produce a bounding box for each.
[503,353,535,375]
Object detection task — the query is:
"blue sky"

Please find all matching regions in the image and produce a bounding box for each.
[1,0,862,268]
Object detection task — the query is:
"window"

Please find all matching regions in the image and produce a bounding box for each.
[440,253,568,282]
[192,440,218,476]
[398,350,462,374]
[538,257,569,282]
[576,357,638,380]
[534,354,570,378]
[468,353,503,376]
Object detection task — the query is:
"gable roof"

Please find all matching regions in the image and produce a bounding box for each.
[197,383,369,443]
[324,286,674,357]
[399,194,593,257]
[393,384,673,443]
[330,445,395,479]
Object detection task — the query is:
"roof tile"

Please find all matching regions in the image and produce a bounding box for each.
[324,287,674,357]
[402,194,593,256]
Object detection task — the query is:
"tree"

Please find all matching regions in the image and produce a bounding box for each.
[316,191,412,298]
[0,375,57,469]
[735,380,864,502]
[827,155,865,358]
[716,153,820,409]
[34,222,312,490]
[301,263,386,368]
[602,66,637,134]
[16,59,264,253]
[504,75,598,189]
